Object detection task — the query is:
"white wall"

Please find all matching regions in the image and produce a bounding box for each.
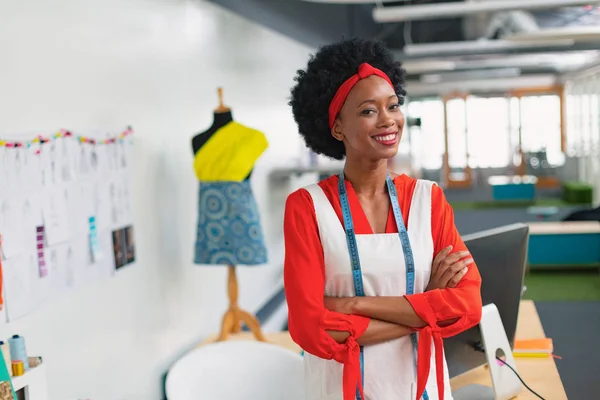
[0,1,312,399]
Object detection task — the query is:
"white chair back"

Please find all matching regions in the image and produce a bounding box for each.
[166,340,305,400]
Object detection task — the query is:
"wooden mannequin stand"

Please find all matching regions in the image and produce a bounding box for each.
[215,87,229,113]
[197,88,265,342]
[217,265,266,342]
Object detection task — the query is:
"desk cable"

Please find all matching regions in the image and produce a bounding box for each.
[473,343,546,400]
[495,356,545,400]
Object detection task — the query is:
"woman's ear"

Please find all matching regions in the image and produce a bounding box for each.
[331,120,344,142]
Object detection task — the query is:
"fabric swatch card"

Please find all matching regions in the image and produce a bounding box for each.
[89,216,102,263]
[36,226,47,278]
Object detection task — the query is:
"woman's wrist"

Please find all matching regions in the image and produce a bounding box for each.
[350,296,363,315]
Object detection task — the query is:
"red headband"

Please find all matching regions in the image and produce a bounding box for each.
[328,62,394,129]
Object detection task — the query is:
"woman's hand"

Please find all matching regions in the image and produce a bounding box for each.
[426,246,473,291]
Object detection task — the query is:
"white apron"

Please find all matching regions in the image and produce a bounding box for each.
[302,179,454,400]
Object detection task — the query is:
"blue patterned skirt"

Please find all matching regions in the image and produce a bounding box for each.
[194,180,268,266]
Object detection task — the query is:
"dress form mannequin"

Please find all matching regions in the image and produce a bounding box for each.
[191,110,232,154]
[192,88,251,180]
[192,88,231,153]
[192,87,266,342]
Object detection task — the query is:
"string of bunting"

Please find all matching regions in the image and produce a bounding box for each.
[0,126,133,149]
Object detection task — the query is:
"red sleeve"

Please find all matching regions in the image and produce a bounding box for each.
[283,188,370,400]
[405,183,482,336]
[404,183,482,400]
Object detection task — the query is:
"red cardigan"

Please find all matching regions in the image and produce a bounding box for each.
[283,175,482,400]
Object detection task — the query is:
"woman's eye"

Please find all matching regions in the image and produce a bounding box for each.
[389,103,400,110]
[361,109,375,115]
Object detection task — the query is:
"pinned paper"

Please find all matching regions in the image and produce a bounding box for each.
[36,226,47,278]
[0,235,4,310]
[0,199,24,259]
[0,127,135,323]
[42,187,71,246]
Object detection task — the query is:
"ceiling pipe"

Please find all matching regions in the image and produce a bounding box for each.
[420,67,522,83]
[403,52,600,74]
[373,0,596,23]
[394,40,600,60]
[403,39,575,56]
[406,74,558,96]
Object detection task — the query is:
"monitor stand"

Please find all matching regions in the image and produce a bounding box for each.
[453,384,495,400]
[453,304,522,400]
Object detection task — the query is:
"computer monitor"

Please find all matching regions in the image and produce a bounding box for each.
[445,223,529,378]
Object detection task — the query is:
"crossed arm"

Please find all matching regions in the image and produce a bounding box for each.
[324,246,474,345]
[283,186,482,358]
[327,317,415,346]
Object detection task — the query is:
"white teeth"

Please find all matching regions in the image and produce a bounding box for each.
[373,134,396,142]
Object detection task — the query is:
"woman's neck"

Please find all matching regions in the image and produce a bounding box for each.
[343,158,389,197]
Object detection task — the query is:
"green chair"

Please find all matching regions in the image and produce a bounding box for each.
[562,181,594,205]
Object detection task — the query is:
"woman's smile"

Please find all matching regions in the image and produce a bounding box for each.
[371,130,399,146]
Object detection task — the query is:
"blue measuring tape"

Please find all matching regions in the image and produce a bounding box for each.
[338,172,429,400]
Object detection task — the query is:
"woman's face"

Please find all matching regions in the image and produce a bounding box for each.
[333,76,404,162]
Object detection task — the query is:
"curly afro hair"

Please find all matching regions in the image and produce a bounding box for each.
[289,37,406,160]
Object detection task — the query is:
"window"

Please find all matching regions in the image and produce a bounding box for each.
[466,96,511,168]
[519,95,564,166]
[446,98,467,169]
[406,99,445,170]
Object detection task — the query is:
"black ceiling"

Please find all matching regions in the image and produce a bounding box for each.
[206,0,466,49]
[206,0,600,85]
[207,1,600,49]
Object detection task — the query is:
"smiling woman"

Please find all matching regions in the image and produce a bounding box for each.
[330,63,404,161]
[284,38,482,400]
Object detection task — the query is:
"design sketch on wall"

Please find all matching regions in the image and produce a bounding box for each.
[0,128,135,321]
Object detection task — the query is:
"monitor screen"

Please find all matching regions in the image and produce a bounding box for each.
[445,223,529,378]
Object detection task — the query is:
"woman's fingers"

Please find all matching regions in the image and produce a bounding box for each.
[428,249,472,291]
[432,245,453,274]
[438,250,469,273]
[447,267,469,288]
[443,258,474,287]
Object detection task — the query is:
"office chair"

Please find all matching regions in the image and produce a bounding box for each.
[165,340,304,400]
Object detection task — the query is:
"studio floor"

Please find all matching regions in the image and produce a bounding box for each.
[524,270,600,301]
[536,301,600,398]
[524,272,599,397]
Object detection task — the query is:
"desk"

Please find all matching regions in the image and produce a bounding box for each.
[198,301,566,399]
[488,175,538,201]
[451,300,567,399]
[528,221,600,268]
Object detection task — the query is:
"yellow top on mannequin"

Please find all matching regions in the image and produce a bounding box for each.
[193,121,268,182]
